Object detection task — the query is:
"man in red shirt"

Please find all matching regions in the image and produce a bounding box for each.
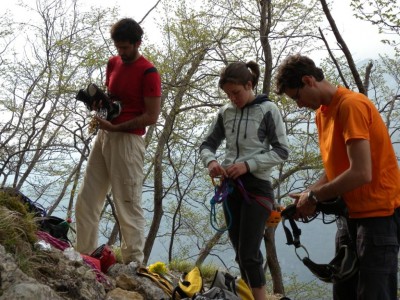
[275,54,400,299]
[75,18,161,265]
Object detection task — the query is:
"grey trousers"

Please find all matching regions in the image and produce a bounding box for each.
[333,209,399,300]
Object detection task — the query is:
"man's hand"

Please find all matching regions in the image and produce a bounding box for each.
[289,192,317,221]
[95,116,117,132]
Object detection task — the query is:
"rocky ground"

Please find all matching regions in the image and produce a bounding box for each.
[0,188,179,299]
[0,242,175,300]
[0,188,283,300]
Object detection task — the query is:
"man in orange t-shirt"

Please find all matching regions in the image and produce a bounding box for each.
[275,54,400,300]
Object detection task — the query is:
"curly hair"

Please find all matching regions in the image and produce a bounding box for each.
[275,54,324,95]
[110,18,143,44]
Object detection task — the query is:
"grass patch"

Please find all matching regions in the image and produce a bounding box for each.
[0,189,41,275]
[168,259,218,282]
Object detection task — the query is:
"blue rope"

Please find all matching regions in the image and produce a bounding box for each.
[210,179,234,232]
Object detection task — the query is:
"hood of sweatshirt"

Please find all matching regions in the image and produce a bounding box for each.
[243,94,270,109]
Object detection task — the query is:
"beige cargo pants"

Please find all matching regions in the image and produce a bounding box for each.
[75,130,145,264]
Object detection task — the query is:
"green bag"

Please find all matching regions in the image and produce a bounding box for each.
[172,266,204,299]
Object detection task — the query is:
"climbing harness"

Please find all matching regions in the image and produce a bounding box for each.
[209,177,275,232]
[281,196,359,283]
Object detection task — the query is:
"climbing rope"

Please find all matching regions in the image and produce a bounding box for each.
[210,177,234,232]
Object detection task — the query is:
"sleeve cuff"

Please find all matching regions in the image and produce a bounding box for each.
[246,159,257,172]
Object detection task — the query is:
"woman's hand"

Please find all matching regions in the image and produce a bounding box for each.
[207,160,227,178]
[225,162,247,180]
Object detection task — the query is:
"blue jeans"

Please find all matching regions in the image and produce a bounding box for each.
[333,209,399,300]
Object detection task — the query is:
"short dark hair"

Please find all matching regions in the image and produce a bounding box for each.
[275,54,324,95]
[219,61,260,90]
[110,18,143,44]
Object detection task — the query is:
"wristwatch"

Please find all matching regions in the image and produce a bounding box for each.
[307,190,318,205]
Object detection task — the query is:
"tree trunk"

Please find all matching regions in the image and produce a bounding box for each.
[259,0,285,294]
[195,231,224,266]
[319,0,366,95]
[143,46,209,264]
[264,227,285,294]
[107,222,120,246]
[259,0,273,96]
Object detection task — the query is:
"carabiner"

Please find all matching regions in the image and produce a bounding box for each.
[295,244,310,261]
[211,176,224,187]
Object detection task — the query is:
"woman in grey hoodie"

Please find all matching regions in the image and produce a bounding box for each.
[200,61,289,300]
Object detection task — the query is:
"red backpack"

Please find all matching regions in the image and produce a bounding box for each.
[90,244,116,273]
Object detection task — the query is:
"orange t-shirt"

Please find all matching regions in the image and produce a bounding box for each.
[316,86,400,218]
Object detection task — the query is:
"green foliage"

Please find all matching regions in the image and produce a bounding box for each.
[282,274,331,300]
[168,258,218,282]
[351,0,400,55]
[111,245,123,264]
[198,263,219,281]
[169,258,194,273]
[1,0,399,297]
[0,190,30,216]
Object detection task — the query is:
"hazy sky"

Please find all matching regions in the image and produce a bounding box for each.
[92,0,395,62]
[4,0,395,62]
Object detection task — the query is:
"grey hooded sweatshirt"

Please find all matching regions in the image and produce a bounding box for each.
[200,94,289,182]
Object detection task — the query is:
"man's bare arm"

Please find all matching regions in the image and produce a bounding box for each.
[294,139,372,218]
[314,139,372,201]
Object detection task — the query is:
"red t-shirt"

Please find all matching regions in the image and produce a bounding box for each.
[316,86,400,218]
[106,55,161,135]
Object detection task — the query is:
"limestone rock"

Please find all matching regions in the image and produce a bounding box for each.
[0,243,176,300]
[105,287,144,300]
[0,282,63,300]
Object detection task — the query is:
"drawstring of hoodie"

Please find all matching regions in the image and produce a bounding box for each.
[231,109,238,133]
[244,108,249,139]
[231,107,250,139]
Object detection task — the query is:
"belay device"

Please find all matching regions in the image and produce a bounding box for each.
[280,197,359,284]
[76,83,121,121]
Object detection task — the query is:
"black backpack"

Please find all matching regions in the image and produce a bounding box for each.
[39,216,71,243]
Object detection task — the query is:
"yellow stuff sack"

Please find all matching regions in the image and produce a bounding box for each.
[236,277,254,300]
[172,266,203,299]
